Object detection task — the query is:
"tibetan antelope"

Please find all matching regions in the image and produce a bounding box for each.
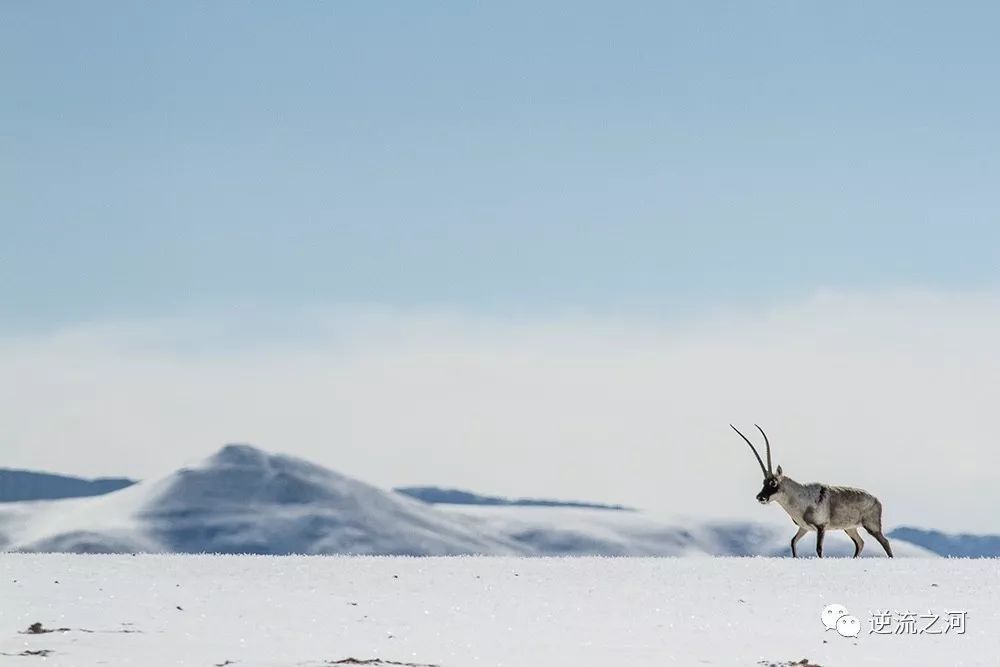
[730,424,893,558]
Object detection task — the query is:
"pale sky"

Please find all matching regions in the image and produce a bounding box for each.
[3,3,1000,531]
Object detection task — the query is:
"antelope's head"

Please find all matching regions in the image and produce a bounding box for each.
[730,424,784,504]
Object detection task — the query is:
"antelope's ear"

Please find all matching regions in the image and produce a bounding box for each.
[775,465,783,477]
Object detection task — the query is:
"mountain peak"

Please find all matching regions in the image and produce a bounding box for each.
[211,443,272,466]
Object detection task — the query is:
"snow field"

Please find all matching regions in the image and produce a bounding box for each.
[1,554,997,666]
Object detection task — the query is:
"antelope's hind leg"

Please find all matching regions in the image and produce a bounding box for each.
[845,528,864,558]
[866,528,894,558]
[815,526,826,558]
[790,527,808,558]
[862,501,894,558]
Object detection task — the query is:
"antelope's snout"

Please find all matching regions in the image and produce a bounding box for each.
[756,492,770,504]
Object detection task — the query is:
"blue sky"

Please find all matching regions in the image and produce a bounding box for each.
[5,4,1000,530]
[4,2,999,331]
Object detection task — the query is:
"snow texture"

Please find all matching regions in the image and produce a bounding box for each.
[0,554,996,666]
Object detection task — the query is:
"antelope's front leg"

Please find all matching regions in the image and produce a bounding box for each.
[790,527,808,557]
[815,526,826,558]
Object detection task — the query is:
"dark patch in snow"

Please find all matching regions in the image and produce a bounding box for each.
[758,659,824,667]
[21,621,142,635]
[23,622,69,634]
[0,649,55,657]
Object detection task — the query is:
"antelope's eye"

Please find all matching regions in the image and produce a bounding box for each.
[769,480,777,488]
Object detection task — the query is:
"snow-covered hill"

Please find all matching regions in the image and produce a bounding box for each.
[0,445,524,555]
[0,444,934,557]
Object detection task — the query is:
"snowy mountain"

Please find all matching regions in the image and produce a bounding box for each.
[0,468,134,502]
[0,444,524,555]
[0,444,935,557]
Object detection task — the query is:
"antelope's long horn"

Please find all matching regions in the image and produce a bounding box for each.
[754,424,772,475]
[730,424,767,476]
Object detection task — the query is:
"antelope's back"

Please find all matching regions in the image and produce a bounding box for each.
[824,484,882,528]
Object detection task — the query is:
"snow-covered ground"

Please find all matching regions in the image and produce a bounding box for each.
[1,554,996,666]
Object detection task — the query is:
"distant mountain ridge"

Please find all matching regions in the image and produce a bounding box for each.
[887,526,1000,558]
[0,468,630,511]
[394,486,633,511]
[0,468,135,502]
